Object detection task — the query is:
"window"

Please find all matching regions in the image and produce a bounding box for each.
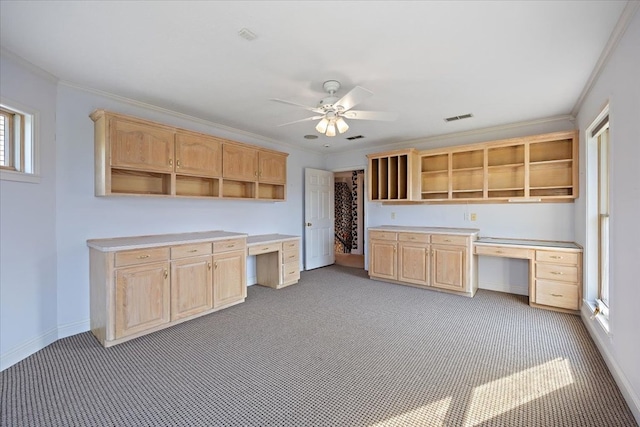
[587,109,610,329]
[0,101,38,182]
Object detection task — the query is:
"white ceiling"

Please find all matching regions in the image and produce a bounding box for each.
[0,1,630,152]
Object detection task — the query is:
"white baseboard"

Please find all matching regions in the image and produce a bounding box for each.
[581,304,640,424]
[1,326,58,371]
[247,275,257,286]
[57,319,90,339]
[478,282,528,296]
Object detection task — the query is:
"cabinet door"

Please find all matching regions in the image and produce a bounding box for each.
[175,132,222,177]
[369,240,397,281]
[110,118,174,172]
[431,245,466,291]
[213,250,247,308]
[170,256,213,321]
[258,151,286,184]
[222,144,258,181]
[115,262,170,339]
[398,243,429,286]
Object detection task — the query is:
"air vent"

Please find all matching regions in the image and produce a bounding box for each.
[444,113,474,122]
[346,135,365,140]
[238,28,257,41]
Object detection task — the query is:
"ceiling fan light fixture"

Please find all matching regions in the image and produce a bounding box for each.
[326,122,337,137]
[315,118,329,133]
[336,117,349,134]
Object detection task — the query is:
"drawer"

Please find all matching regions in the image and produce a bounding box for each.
[536,250,579,265]
[398,232,430,243]
[282,239,300,252]
[536,263,578,283]
[213,238,246,253]
[370,231,397,241]
[535,280,579,310]
[171,243,212,259]
[282,249,300,264]
[248,243,280,256]
[283,261,300,283]
[431,234,468,246]
[475,244,533,259]
[115,247,169,267]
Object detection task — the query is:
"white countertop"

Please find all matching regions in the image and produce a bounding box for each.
[369,225,480,236]
[247,234,300,246]
[475,237,582,250]
[87,230,247,252]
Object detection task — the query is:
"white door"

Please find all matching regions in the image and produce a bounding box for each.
[304,168,335,270]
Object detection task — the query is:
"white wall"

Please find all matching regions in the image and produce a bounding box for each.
[0,53,59,369]
[575,9,640,421]
[326,118,576,294]
[54,84,326,337]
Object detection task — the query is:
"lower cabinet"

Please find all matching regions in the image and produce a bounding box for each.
[115,261,170,339]
[369,229,477,296]
[532,249,581,312]
[89,232,247,348]
[213,250,247,308]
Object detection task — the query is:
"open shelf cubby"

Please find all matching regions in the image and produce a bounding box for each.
[221,179,256,199]
[530,161,573,188]
[452,149,484,170]
[488,145,524,167]
[258,183,285,200]
[421,171,448,193]
[452,169,484,192]
[530,139,573,162]
[452,190,484,199]
[175,175,219,197]
[488,164,524,190]
[421,153,449,172]
[421,192,449,200]
[111,169,171,195]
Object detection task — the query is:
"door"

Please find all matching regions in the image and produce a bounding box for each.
[110,118,174,172]
[222,144,258,181]
[114,262,170,339]
[369,240,397,281]
[431,245,465,291]
[304,168,335,270]
[175,131,222,177]
[258,151,287,184]
[398,242,429,286]
[213,250,247,308]
[170,256,213,321]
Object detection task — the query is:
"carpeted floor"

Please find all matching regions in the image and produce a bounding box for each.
[1,265,637,426]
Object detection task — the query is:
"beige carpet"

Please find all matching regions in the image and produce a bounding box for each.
[1,265,636,426]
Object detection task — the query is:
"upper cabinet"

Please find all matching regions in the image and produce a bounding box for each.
[367,149,420,202]
[369,130,578,203]
[91,110,288,201]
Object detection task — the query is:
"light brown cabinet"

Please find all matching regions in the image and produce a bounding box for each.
[248,235,301,289]
[367,149,420,201]
[114,260,170,339]
[88,231,247,347]
[369,130,578,203]
[368,227,478,296]
[91,110,287,201]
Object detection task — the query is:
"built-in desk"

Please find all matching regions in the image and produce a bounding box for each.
[248,234,301,289]
[474,237,583,314]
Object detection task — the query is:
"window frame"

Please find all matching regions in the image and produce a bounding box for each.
[0,98,40,183]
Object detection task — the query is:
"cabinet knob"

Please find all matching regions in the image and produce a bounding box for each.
[163,269,168,279]
[208,262,212,270]
[169,159,173,166]
[177,160,181,168]
[306,222,312,226]
[214,262,218,269]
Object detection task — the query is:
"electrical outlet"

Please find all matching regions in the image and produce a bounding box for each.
[464,213,469,221]
[470,213,477,221]
[391,212,396,220]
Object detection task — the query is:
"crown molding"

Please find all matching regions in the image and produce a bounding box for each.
[336,114,575,157]
[0,47,59,84]
[571,0,640,116]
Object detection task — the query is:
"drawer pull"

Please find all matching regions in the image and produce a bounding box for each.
[496,250,504,254]
[227,244,235,248]
[444,239,452,242]
[262,247,270,251]
[409,237,415,240]
[137,254,150,259]
[550,255,562,259]
[188,249,198,253]
[550,271,563,275]
[288,271,295,275]
[551,293,563,297]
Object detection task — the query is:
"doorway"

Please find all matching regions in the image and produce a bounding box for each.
[334,170,365,269]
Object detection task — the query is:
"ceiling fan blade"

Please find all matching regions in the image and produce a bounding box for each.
[334,86,373,111]
[277,116,324,127]
[270,98,324,114]
[342,110,399,121]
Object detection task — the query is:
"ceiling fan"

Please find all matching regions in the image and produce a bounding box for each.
[271,80,398,137]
